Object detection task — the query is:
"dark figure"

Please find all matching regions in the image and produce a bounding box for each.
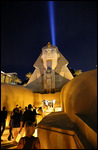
[37,107,42,114]
[13,104,19,113]
[33,106,37,126]
[11,108,21,142]
[24,106,27,112]
[8,107,19,140]
[17,121,40,149]
[19,104,36,134]
[8,111,14,141]
[1,106,7,137]
[19,106,22,116]
[33,106,37,116]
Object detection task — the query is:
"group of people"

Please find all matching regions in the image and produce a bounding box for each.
[1,104,40,149]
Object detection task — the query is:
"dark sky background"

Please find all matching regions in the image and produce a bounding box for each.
[1,1,97,81]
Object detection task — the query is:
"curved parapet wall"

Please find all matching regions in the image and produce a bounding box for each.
[1,83,35,127]
[60,69,97,148]
[1,83,34,111]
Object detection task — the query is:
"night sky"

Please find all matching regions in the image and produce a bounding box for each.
[1,1,97,81]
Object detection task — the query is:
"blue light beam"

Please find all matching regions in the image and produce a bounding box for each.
[48,1,56,46]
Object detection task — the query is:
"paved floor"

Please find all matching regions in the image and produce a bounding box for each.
[1,128,38,149]
[1,109,61,149]
[1,128,17,149]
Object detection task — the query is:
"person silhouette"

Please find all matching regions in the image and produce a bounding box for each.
[19,104,36,137]
[1,106,7,140]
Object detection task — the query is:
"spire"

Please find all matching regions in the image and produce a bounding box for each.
[47,42,51,48]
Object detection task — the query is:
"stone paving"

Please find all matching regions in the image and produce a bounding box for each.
[1,128,17,149]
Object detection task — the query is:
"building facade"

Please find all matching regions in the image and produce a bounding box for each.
[1,71,18,84]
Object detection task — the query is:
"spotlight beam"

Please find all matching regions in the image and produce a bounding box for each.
[48,1,56,46]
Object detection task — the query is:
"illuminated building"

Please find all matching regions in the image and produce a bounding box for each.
[1,71,17,84]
